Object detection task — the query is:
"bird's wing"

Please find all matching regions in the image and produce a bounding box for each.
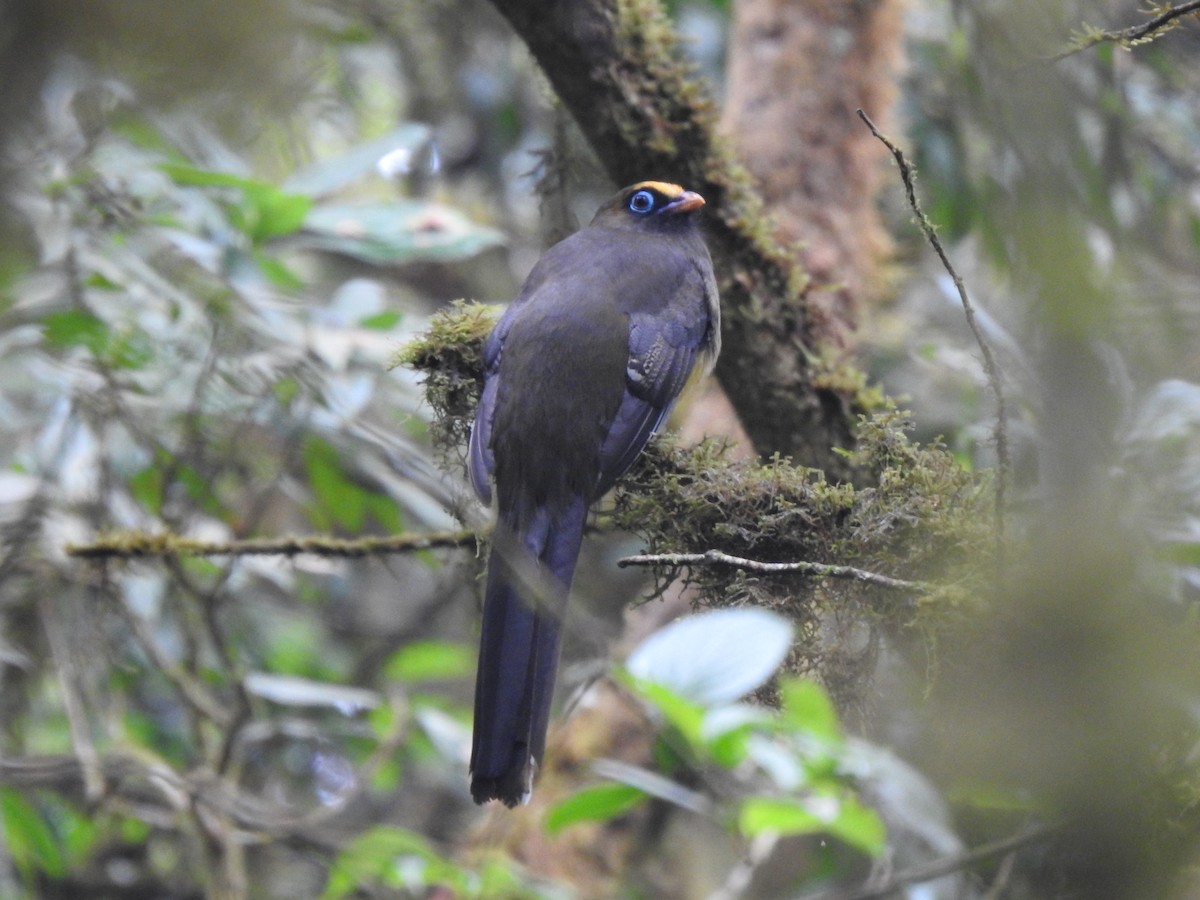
[595,269,713,496]
[467,308,516,505]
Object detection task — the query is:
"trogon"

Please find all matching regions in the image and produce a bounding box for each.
[467,181,721,806]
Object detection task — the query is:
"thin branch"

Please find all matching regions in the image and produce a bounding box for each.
[856,109,1009,560]
[709,832,779,900]
[38,591,105,804]
[1053,1,1200,61]
[0,752,338,848]
[981,849,1018,900]
[617,549,929,594]
[800,822,1057,900]
[161,553,255,770]
[105,575,234,729]
[66,528,477,560]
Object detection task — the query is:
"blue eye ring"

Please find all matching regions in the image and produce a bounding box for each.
[628,189,656,214]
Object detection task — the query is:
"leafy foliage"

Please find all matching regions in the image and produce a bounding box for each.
[0,50,508,898]
[545,609,886,888]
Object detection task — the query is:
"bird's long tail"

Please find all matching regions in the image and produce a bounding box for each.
[469,496,587,806]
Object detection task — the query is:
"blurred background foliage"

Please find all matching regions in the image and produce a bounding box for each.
[1,0,1200,898]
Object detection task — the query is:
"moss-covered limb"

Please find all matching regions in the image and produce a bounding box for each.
[400,309,992,613]
[393,300,498,461]
[66,529,477,560]
[484,0,860,471]
[610,412,989,582]
[605,412,994,691]
[1055,0,1200,60]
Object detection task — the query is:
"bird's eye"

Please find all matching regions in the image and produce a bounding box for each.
[628,190,656,214]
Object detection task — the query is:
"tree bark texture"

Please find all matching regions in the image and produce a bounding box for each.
[721,0,905,342]
[486,0,859,471]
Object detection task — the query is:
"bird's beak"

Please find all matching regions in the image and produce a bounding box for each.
[666,191,705,214]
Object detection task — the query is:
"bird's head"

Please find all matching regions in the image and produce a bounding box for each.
[590,181,706,232]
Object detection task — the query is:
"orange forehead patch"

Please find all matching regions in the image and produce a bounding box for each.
[631,181,684,198]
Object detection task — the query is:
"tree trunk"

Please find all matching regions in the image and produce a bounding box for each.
[720,0,905,344]
[486,0,860,471]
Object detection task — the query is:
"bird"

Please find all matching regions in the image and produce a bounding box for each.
[466,181,721,806]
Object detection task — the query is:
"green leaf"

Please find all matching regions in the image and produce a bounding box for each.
[0,789,67,879]
[107,328,155,369]
[44,795,98,868]
[359,310,403,331]
[301,436,402,533]
[386,641,474,683]
[1159,541,1200,567]
[739,796,824,838]
[739,795,885,856]
[159,163,312,244]
[264,617,329,678]
[241,184,313,242]
[701,705,766,766]
[120,816,151,844]
[623,675,705,748]
[303,436,365,532]
[369,756,403,793]
[779,677,841,741]
[273,375,301,408]
[159,162,254,189]
[948,780,1045,813]
[477,857,529,896]
[823,795,887,856]
[176,464,222,515]
[254,251,305,290]
[85,272,120,290]
[364,492,404,533]
[321,825,441,900]
[129,466,164,514]
[545,783,646,835]
[43,310,109,354]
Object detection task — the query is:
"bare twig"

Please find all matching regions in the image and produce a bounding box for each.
[709,832,779,900]
[67,528,477,560]
[1052,1,1200,61]
[106,579,234,728]
[161,553,255,770]
[0,752,342,848]
[800,822,1056,900]
[617,549,929,594]
[981,849,1018,900]
[856,109,1009,559]
[38,590,105,804]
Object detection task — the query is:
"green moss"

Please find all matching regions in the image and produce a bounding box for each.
[811,355,890,415]
[394,300,499,461]
[608,406,996,703]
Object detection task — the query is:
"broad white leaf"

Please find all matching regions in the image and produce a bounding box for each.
[626,607,794,706]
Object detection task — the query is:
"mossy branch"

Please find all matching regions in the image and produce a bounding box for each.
[66,529,476,560]
[1054,1,1200,60]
